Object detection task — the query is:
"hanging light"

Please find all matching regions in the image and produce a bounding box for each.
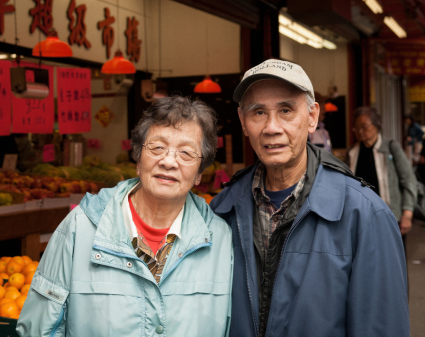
[194,75,221,93]
[194,16,222,93]
[325,102,338,112]
[32,29,72,58]
[101,50,136,74]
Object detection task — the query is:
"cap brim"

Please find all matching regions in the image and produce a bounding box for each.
[233,73,309,103]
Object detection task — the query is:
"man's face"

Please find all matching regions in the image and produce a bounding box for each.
[238,79,319,170]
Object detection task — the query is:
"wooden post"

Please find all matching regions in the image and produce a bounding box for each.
[21,234,41,261]
[225,134,233,177]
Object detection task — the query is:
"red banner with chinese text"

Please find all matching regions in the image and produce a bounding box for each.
[57,68,91,134]
[0,60,12,136]
[11,62,54,134]
[382,44,425,75]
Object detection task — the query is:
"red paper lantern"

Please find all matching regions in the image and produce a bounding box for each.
[194,76,222,93]
[101,50,136,74]
[32,32,73,58]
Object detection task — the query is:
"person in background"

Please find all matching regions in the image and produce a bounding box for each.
[346,107,417,252]
[210,59,409,337]
[406,115,424,162]
[308,91,332,152]
[17,96,233,337]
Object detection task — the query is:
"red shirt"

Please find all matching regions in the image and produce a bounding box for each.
[129,196,169,255]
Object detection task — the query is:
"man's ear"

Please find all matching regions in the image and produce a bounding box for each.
[308,102,320,134]
[238,107,249,136]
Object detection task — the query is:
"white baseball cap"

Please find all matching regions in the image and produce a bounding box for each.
[233,59,315,102]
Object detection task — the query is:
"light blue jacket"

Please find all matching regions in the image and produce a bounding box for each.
[17,178,233,337]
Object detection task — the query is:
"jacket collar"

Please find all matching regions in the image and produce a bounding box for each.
[80,179,212,257]
[214,144,347,222]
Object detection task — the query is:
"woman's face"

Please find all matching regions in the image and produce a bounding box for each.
[354,115,379,144]
[137,121,203,204]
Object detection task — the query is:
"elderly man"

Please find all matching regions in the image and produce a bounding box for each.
[210,59,409,337]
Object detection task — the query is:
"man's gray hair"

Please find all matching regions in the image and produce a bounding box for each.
[131,96,217,173]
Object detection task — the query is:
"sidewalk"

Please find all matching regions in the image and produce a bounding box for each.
[407,220,425,337]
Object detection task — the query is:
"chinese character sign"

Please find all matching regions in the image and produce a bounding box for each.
[0,0,15,35]
[125,16,141,62]
[97,7,115,59]
[0,60,11,136]
[67,0,91,49]
[57,67,91,134]
[29,0,53,35]
[382,44,425,75]
[11,62,54,134]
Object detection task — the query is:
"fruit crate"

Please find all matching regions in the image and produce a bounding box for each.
[0,316,19,337]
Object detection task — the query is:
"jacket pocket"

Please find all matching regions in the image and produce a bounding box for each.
[160,281,231,337]
[66,281,146,337]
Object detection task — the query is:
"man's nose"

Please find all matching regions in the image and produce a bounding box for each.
[263,113,283,135]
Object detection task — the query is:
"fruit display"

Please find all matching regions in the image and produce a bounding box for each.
[0,171,100,202]
[30,155,138,188]
[0,255,38,320]
[0,193,13,207]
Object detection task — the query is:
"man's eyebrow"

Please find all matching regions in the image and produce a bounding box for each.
[242,103,265,114]
[276,100,298,108]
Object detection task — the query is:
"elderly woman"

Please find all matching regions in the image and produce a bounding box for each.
[17,96,233,337]
[346,107,417,248]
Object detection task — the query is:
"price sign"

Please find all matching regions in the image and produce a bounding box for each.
[87,139,100,149]
[43,144,55,162]
[0,60,12,136]
[121,139,132,151]
[11,61,54,134]
[57,68,91,134]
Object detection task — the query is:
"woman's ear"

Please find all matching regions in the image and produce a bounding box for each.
[195,173,202,186]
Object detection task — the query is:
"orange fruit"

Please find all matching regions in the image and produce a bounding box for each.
[0,278,2,287]
[3,282,9,288]
[31,261,39,267]
[12,256,24,266]
[4,290,20,301]
[0,261,7,273]
[21,256,32,266]
[1,272,9,280]
[0,286,5,300]
[25,271,35,285]
[6,261,23,276]
[0,298,14,307]
[0,301,19,318]
[0,257,11,263]
[9,273,25,290]
[15,295,26,310]
[20,284,30,296]
[5,286,19,293]
[22,263,37,277]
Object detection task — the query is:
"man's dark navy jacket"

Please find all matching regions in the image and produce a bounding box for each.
[210,145,409,337]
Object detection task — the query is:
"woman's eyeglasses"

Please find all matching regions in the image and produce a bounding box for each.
[352,123,373,133]
[142,143,203,165]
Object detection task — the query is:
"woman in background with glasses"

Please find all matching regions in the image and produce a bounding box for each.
[346,106,417,254]
[17,96,233,337]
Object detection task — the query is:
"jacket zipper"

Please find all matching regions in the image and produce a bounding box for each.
[159,242,212,286]
[49,303,66,337]
[92,245,156,284]
[235,211,260,337]
[265,209,310,337]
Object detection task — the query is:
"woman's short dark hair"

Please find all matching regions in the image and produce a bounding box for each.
[354,106,382,131]
[131,96,217,173]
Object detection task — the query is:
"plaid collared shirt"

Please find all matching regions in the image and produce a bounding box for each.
[132,232,176,284]
[252,163,306,252]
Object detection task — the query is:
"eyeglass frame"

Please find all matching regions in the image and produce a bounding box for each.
[142,143,203,165]
[352,123,374,133]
